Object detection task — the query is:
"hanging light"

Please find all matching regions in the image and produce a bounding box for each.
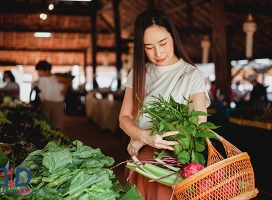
[243,13,257,59]
[48,4,54,10]
[34,32,51,38]
[40,13,47,20]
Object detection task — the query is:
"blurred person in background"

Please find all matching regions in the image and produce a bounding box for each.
[231,80,248,109]
[34,61,70,131]
[0,70,20,100]
[209,81,217,107]
[248,75,268,108]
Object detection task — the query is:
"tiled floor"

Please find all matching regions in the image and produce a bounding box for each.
[63,114,272,200]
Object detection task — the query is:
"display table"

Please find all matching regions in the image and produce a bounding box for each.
[86,91,123,133]
[229,116,272,130]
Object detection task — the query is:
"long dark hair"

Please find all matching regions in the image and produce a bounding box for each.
[132,8,194,117]
[3,70,16,82]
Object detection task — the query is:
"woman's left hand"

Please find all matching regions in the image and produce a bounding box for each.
[127,138,146,156]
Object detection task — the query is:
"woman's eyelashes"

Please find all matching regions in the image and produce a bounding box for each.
[145,46,153,50]
[160,42,167,46]
[145,42,167,50]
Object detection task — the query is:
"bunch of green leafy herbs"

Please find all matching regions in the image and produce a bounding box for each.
[11,140,143,200]
[136,75,220,165]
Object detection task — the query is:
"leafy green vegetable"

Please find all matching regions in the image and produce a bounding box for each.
[118,183,144,200]
[15,140,132,199]
[26,188,63,200]
[136,74,220,165]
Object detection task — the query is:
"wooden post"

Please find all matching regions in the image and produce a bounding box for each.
[91,1,97,89]
[83,50,87,85]
[211,0,231,105]
[113,0,122,89]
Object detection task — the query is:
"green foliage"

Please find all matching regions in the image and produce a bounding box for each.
[137,92,220,165]
[0,106,70,166]
[16,140,121,199]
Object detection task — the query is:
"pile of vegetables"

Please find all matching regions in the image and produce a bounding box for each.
[1,140,143,200]
[1,96,27,108]
[125,74,220,189]
[0,104,144,199]
[0,106,70,167]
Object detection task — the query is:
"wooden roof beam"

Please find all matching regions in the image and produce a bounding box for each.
[0,46,129,53]
[225,4,272,15]
[98,14,115,33]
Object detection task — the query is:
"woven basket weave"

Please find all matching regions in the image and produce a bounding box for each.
[174,131,259,200]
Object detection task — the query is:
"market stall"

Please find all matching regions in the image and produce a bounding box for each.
[0,101,142,199]
[85,90,123,133]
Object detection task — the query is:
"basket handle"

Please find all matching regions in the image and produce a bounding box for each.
[206,130,243,166]
[206,137,225,166]
[210,129,242,157]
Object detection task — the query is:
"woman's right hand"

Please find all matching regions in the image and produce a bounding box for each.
[144,130,179,151]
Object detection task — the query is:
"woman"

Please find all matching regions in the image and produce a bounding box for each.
[119,9,210,200]
[1,70,20,99]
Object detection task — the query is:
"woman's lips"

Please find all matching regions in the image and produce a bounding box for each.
[155,57,166,63]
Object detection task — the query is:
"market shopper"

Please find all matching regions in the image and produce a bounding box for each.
[231,80,248,108]
[34,61,70,131]
[209,81,217,106]
[119,9,210,200]
[248,75,268,108]
[1,70,20,100]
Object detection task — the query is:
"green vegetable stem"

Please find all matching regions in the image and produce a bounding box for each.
[126,156,184,187]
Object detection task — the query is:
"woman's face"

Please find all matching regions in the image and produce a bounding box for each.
[143,25,178,66]
[37,69,52,77]
[4,73,11,82]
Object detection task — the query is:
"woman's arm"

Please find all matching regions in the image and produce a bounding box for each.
[119,88,178,156]
[119,87,149,140]
[188,92,208,124]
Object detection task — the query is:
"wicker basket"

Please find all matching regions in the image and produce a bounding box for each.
[174,132,259,200]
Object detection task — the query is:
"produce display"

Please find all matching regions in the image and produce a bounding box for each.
[1,96,27,108]
[0,106,70,167]
[0,101,143,199]
[15,140,139,199]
